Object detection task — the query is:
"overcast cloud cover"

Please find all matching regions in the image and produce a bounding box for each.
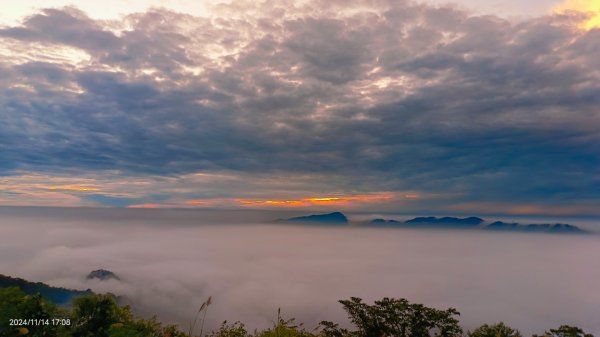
[0,0,599,213]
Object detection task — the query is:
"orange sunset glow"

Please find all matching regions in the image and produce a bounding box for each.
[185,200,214,206]
[237,193,396,207]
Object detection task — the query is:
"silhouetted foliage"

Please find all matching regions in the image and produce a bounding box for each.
[208,321,251,337]
[533,325,594,337]
[468,322,522,337]
[0,287,68,337]
[70,294,189,337]
[256,308,314,337]
[0,287,596,337]
[71,295,122,337]
[0,289,189,337]
[320,297,462,337]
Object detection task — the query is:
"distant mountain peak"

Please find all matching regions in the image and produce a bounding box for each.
[485,221,584,233]
[371,218,400,223]
[283,212,348,223]
[405,216,484,226]
[86,269,120,281]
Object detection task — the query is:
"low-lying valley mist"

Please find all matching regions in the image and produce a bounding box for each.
[1,207,599,336]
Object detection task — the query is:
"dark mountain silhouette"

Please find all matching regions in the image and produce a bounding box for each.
[485,221,585,233]
[371,218,400,224]
[87,269,120,281]
[284,212,348,223]
[0,274,92,306]
[368,217,586,234]
[527,223,584,233]
[485,221,521,231]
[404,216,484,227]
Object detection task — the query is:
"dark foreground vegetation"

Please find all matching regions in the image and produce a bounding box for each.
[0,287,594,337]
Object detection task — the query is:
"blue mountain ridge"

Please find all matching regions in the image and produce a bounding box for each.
[278,212,586,233]
[370,216,585,233]
[0,274,92,306]
[405,216,484,226]
[282,212,349,223]
[485,221,584,233]
[1,269,125,307]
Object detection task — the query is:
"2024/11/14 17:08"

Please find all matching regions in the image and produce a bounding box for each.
[9,318,71,326]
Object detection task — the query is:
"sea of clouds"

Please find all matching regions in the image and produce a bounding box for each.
[1,207,599,335]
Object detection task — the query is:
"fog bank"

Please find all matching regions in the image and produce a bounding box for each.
[1,207,599,335]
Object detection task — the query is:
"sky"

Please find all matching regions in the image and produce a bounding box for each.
[0,0,599,215]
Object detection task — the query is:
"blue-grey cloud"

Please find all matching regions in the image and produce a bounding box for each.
[83,194,169,207]
[83,194,138,207]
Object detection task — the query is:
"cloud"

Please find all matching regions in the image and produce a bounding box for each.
[554,0,600,30]
[0,0,599,212]
[46,186,99,192]
[82,194,138,207]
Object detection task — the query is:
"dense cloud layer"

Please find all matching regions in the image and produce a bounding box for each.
[0,0,599,211]
[1,208,600,335]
